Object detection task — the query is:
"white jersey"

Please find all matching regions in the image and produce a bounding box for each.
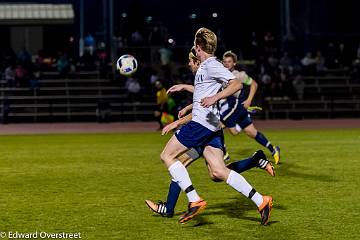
[192,57,235,131]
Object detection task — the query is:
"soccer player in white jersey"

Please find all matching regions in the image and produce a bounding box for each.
[220,51,281,164]
[167,51,281,164]
[145,48,274,219]
[159,27,273,224]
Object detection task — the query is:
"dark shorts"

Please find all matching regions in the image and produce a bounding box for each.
[221,104,252,129]
[175,121,224,151]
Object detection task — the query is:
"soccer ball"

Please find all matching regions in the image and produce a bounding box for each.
[116,54,138,76]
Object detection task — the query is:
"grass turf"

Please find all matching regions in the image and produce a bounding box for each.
[0,129,360,239]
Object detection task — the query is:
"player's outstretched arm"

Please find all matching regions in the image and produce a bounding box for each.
[201,79,241,108]
[243,78,258,109]
[167,84,194,95]
[178,104,193,118]
[161,113,192,135]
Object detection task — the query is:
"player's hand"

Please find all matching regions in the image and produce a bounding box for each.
[242,99,251,109]
[178,108,188,118]
[201,95,217,108]
[167,85,184,95]
[161,122,178,135]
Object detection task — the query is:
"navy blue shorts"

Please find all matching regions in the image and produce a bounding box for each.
[221,104,252,129]
[175,121,224,151]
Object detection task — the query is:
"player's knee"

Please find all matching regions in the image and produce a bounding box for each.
[160,151,170,163]
[210,168,227,181]
[207,171,222,182]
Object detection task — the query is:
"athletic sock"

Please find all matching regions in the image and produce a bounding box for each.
[227,157,256,173]
[226,170,263,207]
[255,132,274,153]
[168,161,200,202]
[165,180,181,213]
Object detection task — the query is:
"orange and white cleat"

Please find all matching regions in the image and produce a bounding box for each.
[179,199,207,224]
[258,195,273,225]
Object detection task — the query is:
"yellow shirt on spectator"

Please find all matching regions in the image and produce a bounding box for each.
[156,88,168,105]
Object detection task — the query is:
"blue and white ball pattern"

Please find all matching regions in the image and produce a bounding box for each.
[116,54,138,76]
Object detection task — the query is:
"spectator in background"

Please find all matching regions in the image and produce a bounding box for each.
[125,77,141,102]
[29,71,41,91]
[270,70,283,97]
[5,64,16,88]
[57,53,70,78]
[261,73,272,99]
[301,52,316,75]
[159,47,172,66]
[17,48,31,65]
[34,50,46,71]
[267,54,279,69]
[280,71,292,99]
[15,64,27,87]
[95,42,108,76]
[131,30,144,46]
[84,34,95,55]
[292,74,305,100]
[153,81,168,130]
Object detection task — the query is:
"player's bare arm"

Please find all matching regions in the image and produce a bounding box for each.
[162,113,192,135]
[167,84,194,95]
[178,103,193,118]
[201,79,242,108]
[243,76,258,109]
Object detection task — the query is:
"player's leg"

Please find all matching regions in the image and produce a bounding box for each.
[203,145,273,225]
[162,122,209,223]
[219,129,231,162]
[146,148,201,217]
[243,123,281,164]
[227,150,275,177]
[208,132,274,180]
[160,135,202,203]
[227,127,240,136]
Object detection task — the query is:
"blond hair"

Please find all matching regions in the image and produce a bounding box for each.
[194,27,217,54]
[223,50,238,63]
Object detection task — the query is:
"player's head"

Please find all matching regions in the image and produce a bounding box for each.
[194,27,217,58]
[223,51,237,71]
[188,47,200,73]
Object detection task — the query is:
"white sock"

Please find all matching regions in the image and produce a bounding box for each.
[226,170,263,207]
[251,192,263,207]
[235,124,242,133]
[168,161,200,202]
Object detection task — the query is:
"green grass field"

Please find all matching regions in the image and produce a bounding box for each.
[1,129,360,239]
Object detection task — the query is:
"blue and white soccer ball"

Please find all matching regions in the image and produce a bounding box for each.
[116,54,138,76]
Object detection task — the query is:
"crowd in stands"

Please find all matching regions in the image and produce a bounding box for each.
[2,31,360,113]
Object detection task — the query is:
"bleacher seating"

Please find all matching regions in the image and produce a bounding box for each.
[1,71,359,122]
[0,71,156,122]
[265,76,360,119]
